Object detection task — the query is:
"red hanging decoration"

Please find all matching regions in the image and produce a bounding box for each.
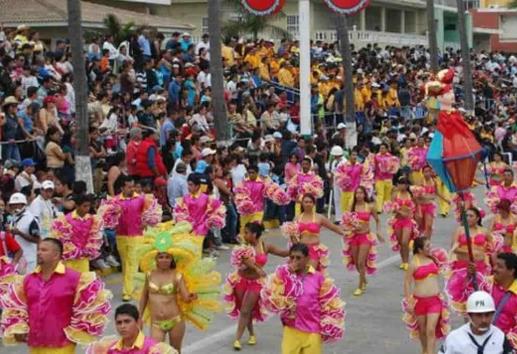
[241,0,285,16]
[323,0,369,15]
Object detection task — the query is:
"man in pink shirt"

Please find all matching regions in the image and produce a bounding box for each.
[101,175,161,301]
[491,252,517,349]
[0,238,111,354]
[86,304,176,354]
[262,243,345,354]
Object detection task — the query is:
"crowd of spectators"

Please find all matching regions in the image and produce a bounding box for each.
[0,22,516,262]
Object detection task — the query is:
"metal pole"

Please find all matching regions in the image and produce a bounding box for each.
[460,192,478,290]
[337,15,355,130]
[299,0,312,136]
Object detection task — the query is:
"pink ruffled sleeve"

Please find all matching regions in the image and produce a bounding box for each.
[485,187,500,213]
[264,180,291,206]
[318,276,346,343]
[507,325,517,349]
[51,216,81,260]
[301,176,324,199]
[261,265,303,327]
[206,197,226,230]
[64,272,112,345]
[142,195,163,227]
[173,197,191,223]
[82,216,103,260]
[234,184,255,215]
[98,198,122,229]
[281,222,300,241]
[334,164,352,191]
[0,278,28,345]
[230,245,255,269]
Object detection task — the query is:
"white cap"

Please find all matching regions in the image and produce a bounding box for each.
[466,291,496,313]
[273,132,283,139]
[199,136,212,144]
[201,148,216,157]
[330,146,344,156]
[337,123,346,130]
[8,193,27,205]
[41,180,55,190]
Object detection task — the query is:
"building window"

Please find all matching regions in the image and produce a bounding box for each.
[202,17,209,34]
[287,15,299,37]
[464,0,479,10]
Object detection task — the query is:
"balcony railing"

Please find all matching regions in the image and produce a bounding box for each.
[313,29,428,47]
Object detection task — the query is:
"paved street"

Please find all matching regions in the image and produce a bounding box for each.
[3,187,485,354]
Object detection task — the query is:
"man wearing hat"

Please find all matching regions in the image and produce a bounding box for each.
[330,146,345,223]
[440,291,511,353]
[1,96,21,162]
[7,192,40,273]
[15,158,37,191]
[29,180,59,239]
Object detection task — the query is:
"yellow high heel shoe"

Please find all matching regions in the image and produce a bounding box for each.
[361,282,367,291]
[233,340,242,351]
[353,288,363,296]
[401,263,409,271]
[248,335,257,345]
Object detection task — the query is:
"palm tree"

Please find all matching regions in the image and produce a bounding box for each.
[67,0,93,192]
[426,0,439,73]
[223,0,290,40]
[208,0,230,142]
[103,14,134,45]
[455,0,474,111]
[336,15,355,125]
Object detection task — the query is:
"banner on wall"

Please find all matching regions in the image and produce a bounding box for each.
[241,0,285,16]
[323,0,369,15]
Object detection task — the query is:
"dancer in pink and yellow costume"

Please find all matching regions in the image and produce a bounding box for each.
[385,176,420,271]
[412,165,449,239]
[451,191,485,223]
[335,150,373,213]
[51,194,103,273]
[489,199,517,254]
[445,207,493,315]
[86,304,177,354]
[100,175,162,301]
[0,238,111,354]
[234,165,290,236]
[486,168,517,214]
[342,186,383,297]
[287,157,324,216]
[282,194,346,272]
[408,137,428,186]
[173,174,226,242]
[374,143,400,213]
[487,152,510,187]
[402,238,450,354]
[261,243,345,354]
[224,222,288,350]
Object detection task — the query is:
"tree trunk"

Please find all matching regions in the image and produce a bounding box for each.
[208,0,230,143]
[455,0,474,111]
[426,0,439,73]
[336,15,355,123]
[67,0,93,192]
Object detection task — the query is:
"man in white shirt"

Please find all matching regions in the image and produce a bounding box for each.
[14,158,38,192]
[7,193,40,273]
[28,180,59,239]
[329,146,345,223]
[102,35,119,61]
[195,34,210,58]
[440,291,512,354]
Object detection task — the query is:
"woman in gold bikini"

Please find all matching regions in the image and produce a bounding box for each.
[138,251,197,353]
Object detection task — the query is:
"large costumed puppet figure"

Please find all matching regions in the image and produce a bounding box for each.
[426,68,485,313]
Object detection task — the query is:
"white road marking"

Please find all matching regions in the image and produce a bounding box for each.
[184,253,402,353]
